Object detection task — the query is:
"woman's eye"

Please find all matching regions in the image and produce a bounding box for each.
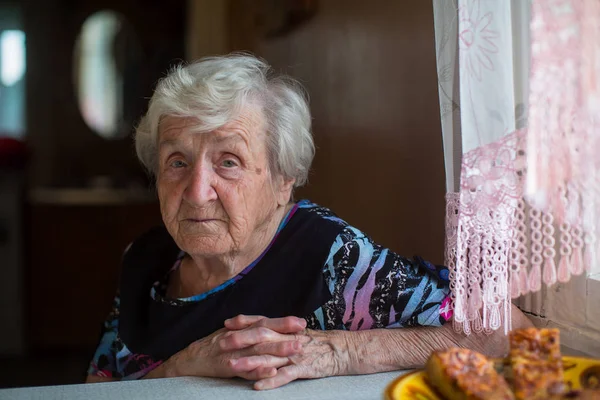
[221,159,238,168]
[170,160,187,169]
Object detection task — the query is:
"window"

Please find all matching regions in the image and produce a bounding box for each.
[0,7,26,138]
[1,30,25,87]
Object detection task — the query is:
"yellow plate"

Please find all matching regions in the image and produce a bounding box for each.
[385,356,600,399]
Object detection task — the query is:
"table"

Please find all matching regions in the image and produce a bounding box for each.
[0,371,406,400]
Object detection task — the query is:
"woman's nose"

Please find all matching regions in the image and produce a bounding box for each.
[184,164,218,205]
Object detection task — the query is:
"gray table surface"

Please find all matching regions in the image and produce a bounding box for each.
[0,371,407,400]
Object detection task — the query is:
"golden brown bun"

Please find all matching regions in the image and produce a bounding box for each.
[509,328,565,399]
[425,348,515,400]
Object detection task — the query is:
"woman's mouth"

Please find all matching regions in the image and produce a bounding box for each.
[188,218,217,223]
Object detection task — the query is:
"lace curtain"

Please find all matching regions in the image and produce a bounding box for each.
[432,0,600,334]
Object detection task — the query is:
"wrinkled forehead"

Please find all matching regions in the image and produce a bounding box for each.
[158,102,267,135]
[158,116,200,141]
[158,115,197,139]
[157,108,268,153]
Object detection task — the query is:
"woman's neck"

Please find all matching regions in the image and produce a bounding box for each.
[180,202,293,295]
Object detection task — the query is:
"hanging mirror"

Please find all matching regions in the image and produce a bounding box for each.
[73,10,141,139]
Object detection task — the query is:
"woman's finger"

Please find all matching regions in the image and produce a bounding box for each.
[219,326,284,351]
[224,315,266,330]
[251,340,303,357]
[229,355,290,373]
[225,315,306,334]
[237,366,277,381]
[254,365,301,390]
[253,316,307,334]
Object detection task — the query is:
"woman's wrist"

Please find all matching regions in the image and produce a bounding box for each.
[342,330,367,375]
[309,329,355,377]
[162,354,183,378]
[341,329,412,375]
[143,349,190,379]
[165,345,201,378]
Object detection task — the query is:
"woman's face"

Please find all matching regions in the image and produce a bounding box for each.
[156,109,292,258]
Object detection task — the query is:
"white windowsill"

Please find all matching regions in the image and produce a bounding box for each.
[586,276,600,334]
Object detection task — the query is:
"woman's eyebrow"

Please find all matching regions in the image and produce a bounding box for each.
[212,132,250,150]
[158,138,180,150]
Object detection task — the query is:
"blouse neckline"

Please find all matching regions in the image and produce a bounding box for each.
[150,202,300,305]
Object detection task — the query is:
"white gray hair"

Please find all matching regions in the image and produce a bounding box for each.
[135,53,314,187]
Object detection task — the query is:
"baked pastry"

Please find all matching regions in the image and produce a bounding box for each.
[423,328,598,400]
[509,327,565,399]
[426,347,515,400]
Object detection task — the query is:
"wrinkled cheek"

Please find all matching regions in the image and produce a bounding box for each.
[160,204,175,229]
[227,218,250,248]
[158,189,180,231]
[218,185,249,237]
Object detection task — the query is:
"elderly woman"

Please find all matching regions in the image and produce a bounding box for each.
[86,54,531,390]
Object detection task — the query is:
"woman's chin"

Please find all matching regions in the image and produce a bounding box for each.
[178,219,224,233]
[176,234,231,257]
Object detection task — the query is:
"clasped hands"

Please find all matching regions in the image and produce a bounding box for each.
[170,315,348,390]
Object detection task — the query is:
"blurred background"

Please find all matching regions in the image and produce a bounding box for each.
[0,0,446,388]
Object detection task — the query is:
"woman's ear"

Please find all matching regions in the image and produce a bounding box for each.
[275,176,295,206]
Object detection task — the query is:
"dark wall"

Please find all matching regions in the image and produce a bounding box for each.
[231,0,446,263]
[21,0,184,353]
[24,0,186,187]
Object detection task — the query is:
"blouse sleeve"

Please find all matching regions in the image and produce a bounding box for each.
[317,226,452,331]
[87,294,121,378]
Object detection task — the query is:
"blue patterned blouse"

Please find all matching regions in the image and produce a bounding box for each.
[88,200,452,379]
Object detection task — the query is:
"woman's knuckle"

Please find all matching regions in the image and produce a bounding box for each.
[226,334,242,348]
[281,368,293,378]
[257,327,271,339]
[214,337,223,348]
[233,358,247,370]
[235,337,248,349]
[284,342,296,354]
